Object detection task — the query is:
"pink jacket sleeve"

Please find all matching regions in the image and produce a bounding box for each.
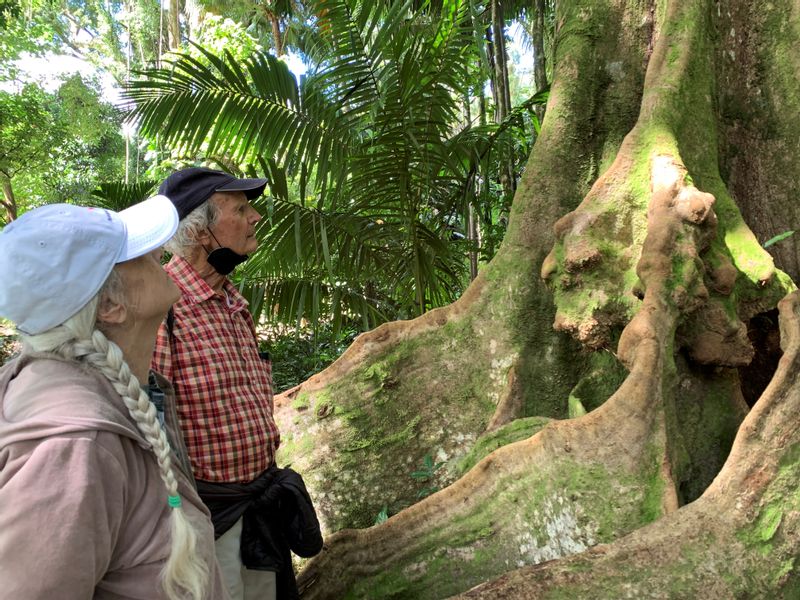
[0,433,126,598]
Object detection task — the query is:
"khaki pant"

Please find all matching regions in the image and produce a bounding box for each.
[215,518,277,600]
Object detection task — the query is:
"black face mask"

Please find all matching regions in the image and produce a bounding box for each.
[205,230,248,276]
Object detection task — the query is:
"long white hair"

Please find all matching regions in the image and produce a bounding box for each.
[20,269,209,600]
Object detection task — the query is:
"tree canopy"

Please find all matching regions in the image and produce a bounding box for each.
[2,0,548,333]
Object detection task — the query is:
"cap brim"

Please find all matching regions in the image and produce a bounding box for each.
[215,177,268,200]
[118,195,179,262]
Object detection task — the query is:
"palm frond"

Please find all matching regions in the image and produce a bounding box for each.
[124,0,534,325]
[124,46,349,176]
[90,179,159,210]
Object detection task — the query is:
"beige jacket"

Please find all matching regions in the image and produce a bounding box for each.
[0,355,229,599]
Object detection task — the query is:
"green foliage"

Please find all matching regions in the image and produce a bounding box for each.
[191,14,261,63]
[374,505,389,525]
[0,0,20,29]
[0,0,132,79]
[0,320,17,365]
[91,179,159,211]
[0,75,125,223]
[191,0,307,54]
[0,0,60,65]
[263,322,360,393]
[125,0,543,327]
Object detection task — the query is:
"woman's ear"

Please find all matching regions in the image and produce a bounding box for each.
[96,294,127,326]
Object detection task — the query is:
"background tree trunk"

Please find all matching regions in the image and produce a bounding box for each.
[532,0,548,123]
[265,7,284,57]
[167,0,180,51]
[1,175,17,223]
[489,0,515,202]
[271,0,800,597]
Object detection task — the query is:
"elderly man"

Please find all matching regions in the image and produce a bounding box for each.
[153,167,281,600]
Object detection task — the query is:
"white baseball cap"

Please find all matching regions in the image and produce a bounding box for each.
[0,195,178,335]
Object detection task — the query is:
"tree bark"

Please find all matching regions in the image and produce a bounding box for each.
[715,1,800,284]
[532,0,548,123]
[167,0,180,51]
[274,0,800,597]
[265,7,284,57]
[1,174,17,223]
[490,0,515,200]
[458,289,800,597]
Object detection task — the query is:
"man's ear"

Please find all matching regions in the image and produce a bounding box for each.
[96,295,127,326]
[192,224,212,247]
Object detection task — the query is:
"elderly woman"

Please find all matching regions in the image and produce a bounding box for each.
[0,198,228,599]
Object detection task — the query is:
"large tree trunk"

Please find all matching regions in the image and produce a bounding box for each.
[458,289,800,597]
[272,0,800,597]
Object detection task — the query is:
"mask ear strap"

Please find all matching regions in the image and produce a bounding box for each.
[207,228,223,249]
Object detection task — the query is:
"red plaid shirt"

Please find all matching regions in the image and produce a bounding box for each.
[152,256,280,483]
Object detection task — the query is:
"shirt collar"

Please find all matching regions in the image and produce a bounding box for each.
[166,255,249,312]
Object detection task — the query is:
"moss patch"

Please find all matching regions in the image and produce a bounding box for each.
[276,315,518,531]
[341,456,661,599]
[455,417,552,476]
[567,350,628,413]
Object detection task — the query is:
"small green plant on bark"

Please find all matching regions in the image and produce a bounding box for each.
[411,454,446,499]
[374,505,389,525]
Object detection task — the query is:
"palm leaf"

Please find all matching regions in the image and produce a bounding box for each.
[125,0,530,325]
[90,180,160,210]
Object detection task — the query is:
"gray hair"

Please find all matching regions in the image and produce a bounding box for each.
[20,268,209,600]
[165,200,220,258]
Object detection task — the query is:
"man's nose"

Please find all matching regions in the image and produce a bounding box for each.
[248,205,262,223]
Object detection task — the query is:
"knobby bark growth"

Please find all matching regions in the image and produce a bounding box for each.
[270,0,800,597]
[458,288,800,597]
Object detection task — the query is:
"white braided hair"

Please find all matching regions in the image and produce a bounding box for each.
[21,270,209,600]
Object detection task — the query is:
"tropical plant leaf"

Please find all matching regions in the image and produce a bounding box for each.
[90,180,159,211]
[125,0,533,326]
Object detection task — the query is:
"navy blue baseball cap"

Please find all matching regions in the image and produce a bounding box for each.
[158,167,268,219]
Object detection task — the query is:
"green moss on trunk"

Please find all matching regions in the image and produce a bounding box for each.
[341,455,665,599]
